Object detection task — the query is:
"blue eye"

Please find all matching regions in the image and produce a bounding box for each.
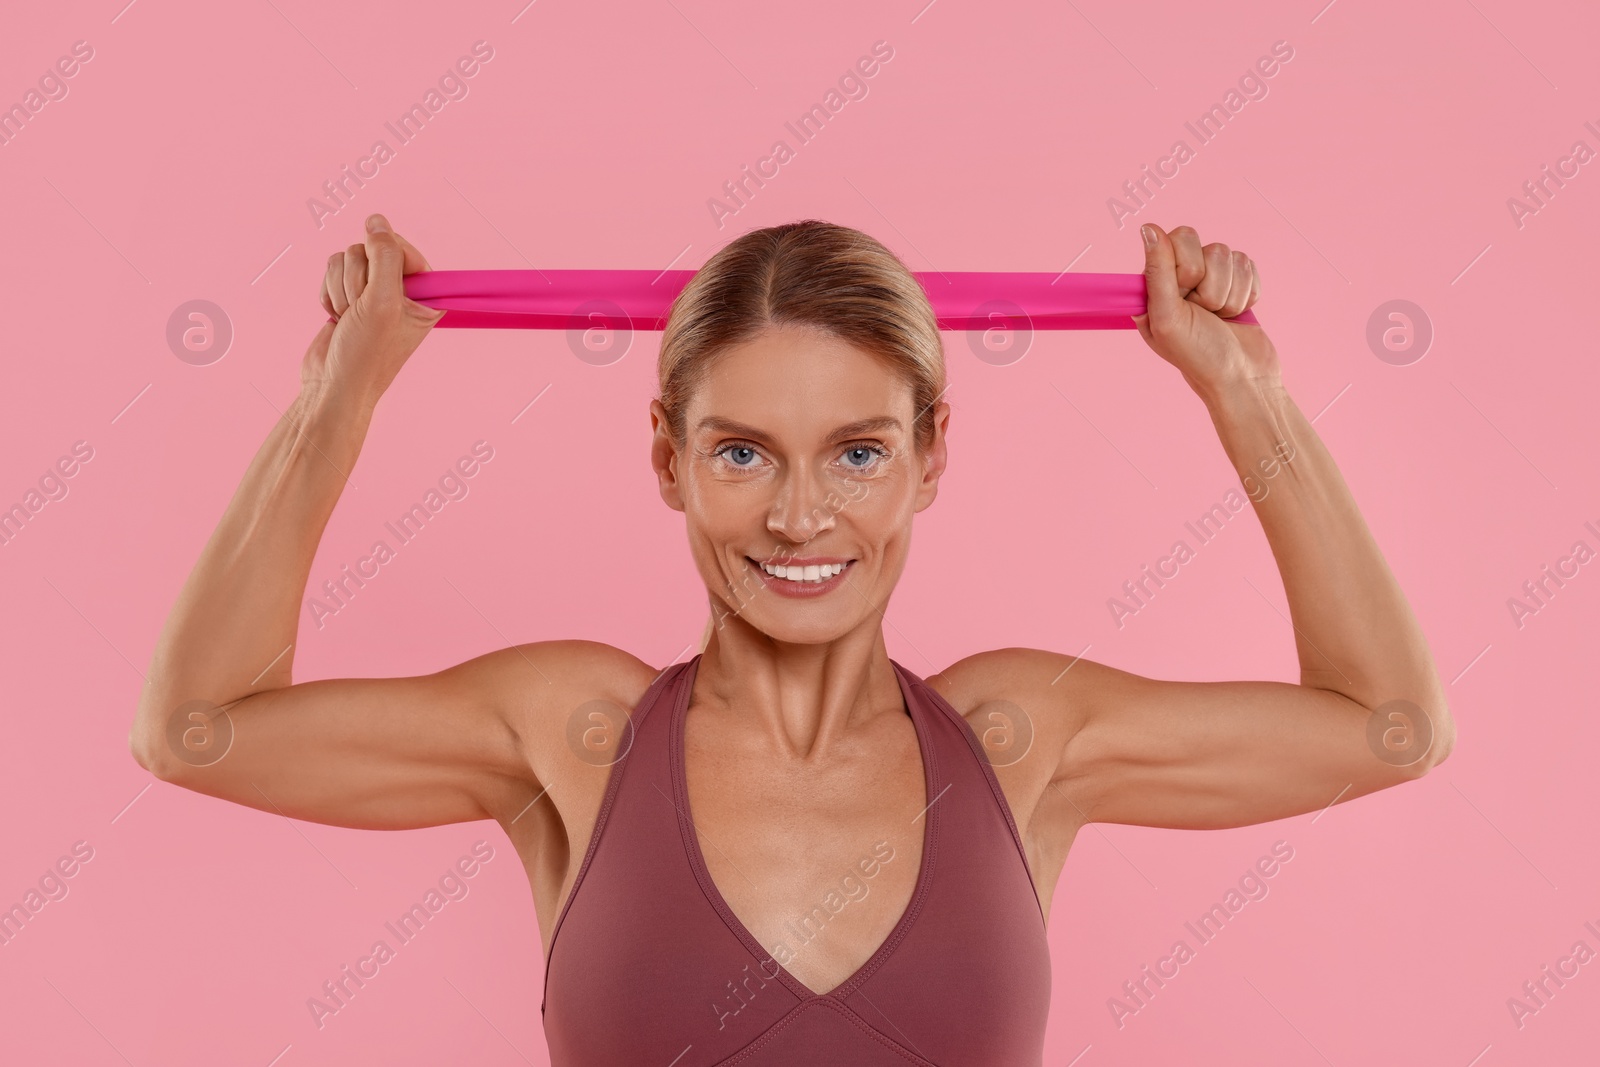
[842,445,889,468]
[711,441,888,470]
[712,443,761,467]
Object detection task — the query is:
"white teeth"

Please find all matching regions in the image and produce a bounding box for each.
[761,561,847,582]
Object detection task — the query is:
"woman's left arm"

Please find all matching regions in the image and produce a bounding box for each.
[943,224,1455,830]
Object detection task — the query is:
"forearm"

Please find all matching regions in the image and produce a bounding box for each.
[134,382,375,745]
[1202,377,1449,720]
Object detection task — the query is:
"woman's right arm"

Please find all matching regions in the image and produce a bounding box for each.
[128,214,552,830]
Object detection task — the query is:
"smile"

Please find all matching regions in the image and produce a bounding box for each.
[745,556,855,596]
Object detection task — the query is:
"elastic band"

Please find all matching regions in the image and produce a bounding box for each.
[402,270,1260,331]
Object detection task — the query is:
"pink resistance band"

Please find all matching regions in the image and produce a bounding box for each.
[402,270,1260,331]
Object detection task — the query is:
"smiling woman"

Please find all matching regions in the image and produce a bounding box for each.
[130,211,1454,1067]
[654,220,948,646]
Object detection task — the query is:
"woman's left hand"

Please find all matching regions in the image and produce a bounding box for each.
[1131,223,1281,403]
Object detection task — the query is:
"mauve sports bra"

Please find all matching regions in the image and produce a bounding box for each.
[540,653,1053,1065]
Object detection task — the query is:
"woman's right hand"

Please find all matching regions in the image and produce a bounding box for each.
[302,212,447,408]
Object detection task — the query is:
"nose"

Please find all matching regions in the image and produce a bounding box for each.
[766,463,836,545]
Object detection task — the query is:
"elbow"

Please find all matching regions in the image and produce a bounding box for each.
[1422,702,1456,772]
[129,719,170,779]
[132,691,236,782]
[129,703,184,782]
[1363,688,1452,780]
[1405,695,1454,777]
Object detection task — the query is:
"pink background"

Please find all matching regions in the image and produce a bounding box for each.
[2,0,1596,1063]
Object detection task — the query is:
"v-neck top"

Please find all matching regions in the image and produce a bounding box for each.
[540,653,1052,1065]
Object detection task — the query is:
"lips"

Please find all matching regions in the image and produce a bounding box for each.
[745,556,856,598]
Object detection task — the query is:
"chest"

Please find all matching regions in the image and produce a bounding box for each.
[538,665,1058,1063]
[681,702,930,995]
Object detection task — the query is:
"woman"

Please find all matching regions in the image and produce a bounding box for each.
[130,213,1454,1065]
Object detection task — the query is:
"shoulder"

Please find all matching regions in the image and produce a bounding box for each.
[922,646,1115,759]
[920,647,1126,853]
[449,639,666,777]
[441,638,663,707]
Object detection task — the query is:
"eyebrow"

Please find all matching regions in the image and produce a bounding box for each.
[695,415,904,443]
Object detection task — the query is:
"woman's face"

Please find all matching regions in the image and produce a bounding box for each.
[651,323,949,646]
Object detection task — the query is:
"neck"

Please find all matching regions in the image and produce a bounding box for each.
[693,612,907,761]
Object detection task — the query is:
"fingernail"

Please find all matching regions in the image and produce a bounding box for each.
[366,214,390,233]
[1140,224,1156,249]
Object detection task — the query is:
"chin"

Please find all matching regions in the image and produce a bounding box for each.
[711,605,865,649]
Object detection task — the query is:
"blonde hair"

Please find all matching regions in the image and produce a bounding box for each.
[657,219,946,454]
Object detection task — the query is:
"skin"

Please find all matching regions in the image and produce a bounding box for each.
[130,213,1455,1000]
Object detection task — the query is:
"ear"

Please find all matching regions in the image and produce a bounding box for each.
[913,399,951,513]
[649,400,686,512]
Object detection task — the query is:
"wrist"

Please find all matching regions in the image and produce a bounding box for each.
[1197,373,1286,418]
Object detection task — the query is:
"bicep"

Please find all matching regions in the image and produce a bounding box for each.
[144,650,539,831]
[1052,661,1433,830]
